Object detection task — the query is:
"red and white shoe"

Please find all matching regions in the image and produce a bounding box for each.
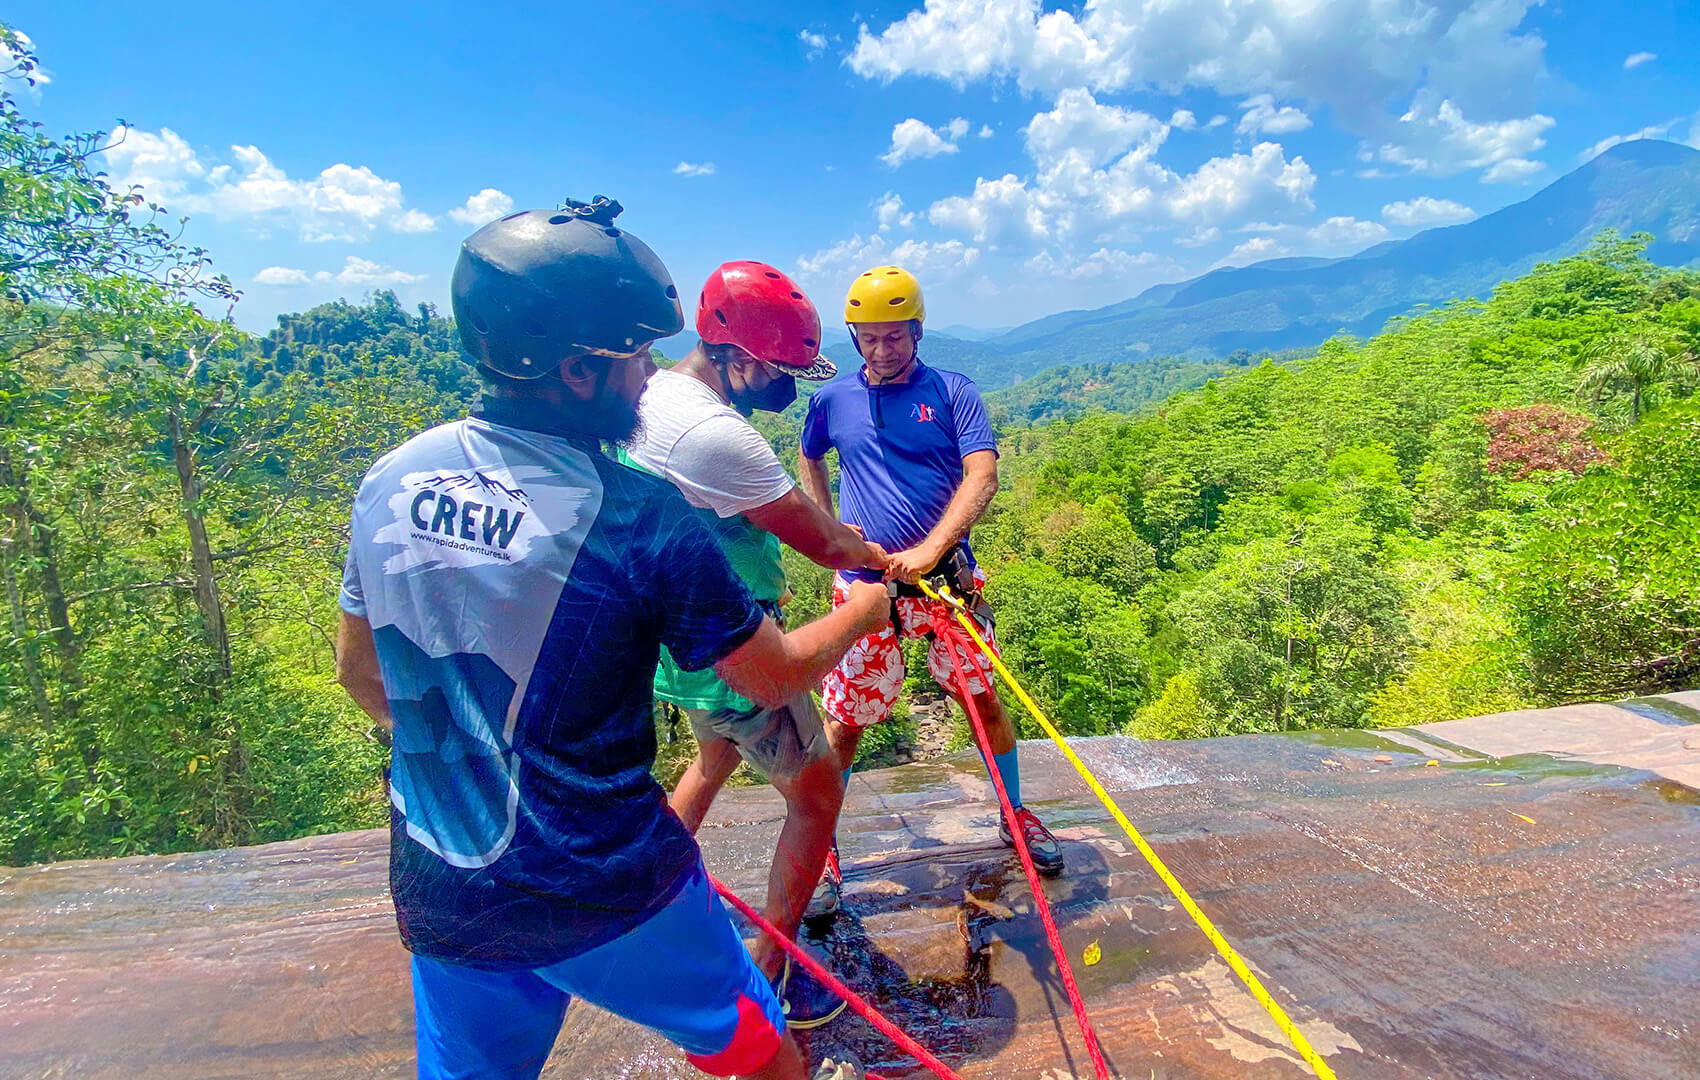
[998,807,1066,878]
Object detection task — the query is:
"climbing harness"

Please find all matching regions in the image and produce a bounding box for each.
[916,578,1341,1080]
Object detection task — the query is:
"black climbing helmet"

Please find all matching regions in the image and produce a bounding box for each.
[451,196,684,380]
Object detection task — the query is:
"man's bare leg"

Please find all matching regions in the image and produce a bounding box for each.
[824,718,866,774]
[942,682,1015,754]
[670,730,847,979]
[671,737,743,834]
[750,751,844,978]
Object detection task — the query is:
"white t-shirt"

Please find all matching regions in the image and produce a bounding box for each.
[625,369,794,518]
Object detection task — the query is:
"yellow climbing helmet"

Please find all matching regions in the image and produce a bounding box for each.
[844,265,925,324]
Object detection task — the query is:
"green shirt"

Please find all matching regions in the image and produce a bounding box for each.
[649,507,786,711]
[614,370,795,712]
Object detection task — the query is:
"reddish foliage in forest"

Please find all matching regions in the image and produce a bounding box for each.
[1482,404,1608,479]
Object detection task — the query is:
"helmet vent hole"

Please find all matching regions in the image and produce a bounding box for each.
[501,211,527,222]
[860,271,873,277]
[467,311,490,334]
[667,285,679,299]
[804,338,817,348]
[790,291,803,300]
[764,271,781,279]
[888,296,907,306]
[715,309,728,326]
[886,269,900,275]
[604,227,621,237]
[848,299,861,307]
[548,214,572,225]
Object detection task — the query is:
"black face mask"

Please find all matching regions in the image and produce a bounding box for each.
[729,371,797,416]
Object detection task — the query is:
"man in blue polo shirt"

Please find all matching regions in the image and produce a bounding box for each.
[335,198,886,1080]
[798,266,1067,905]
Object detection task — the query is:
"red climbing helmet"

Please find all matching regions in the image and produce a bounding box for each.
[696,261,837,380]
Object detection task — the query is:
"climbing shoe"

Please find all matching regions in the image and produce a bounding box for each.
[811,1053,866,1080]
[771,951,847,1030]
[807,842,842,919]
[998,806,1066,878]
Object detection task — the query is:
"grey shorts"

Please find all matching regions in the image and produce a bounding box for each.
[683,691,833,782]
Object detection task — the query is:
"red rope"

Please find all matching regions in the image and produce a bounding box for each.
[929,607,1113,1080]
[706,871,967,1080]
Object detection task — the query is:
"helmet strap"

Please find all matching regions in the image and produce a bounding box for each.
[703,344,739,404]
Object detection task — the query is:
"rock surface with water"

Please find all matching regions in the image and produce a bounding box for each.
[4,693,1699,1079]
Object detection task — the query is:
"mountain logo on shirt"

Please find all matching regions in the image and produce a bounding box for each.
[911,403,937,423]
[374,465,591,574]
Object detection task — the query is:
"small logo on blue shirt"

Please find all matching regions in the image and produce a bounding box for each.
[911,403,936,423]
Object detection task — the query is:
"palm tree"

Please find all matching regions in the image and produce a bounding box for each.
[1572,330,1697,425]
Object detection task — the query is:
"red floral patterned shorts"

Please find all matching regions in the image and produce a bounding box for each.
[820,570,1000,729]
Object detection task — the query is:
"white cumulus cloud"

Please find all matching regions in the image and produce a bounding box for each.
[1481,156,1546,183]
[392,208,437,233]
[1167,142,1316,223]
[448,188,515,226]
[1237,94,1312,136]
[1193,213,1393,269]
[1372,97,1553,181]
[253,266,311,286]
[1623,51,1656,71]
[796,232,981,285]
[1169,109,1198,131]
[848,0,1551,133]
[929,174,1050,244]
[882,118,971,166]
[923,136,1314,251]
[674,161,717,177]
[101,127,203,202]
[101,127,428,243]
[875,192,916,232]
[1025,88,1166,171]
[1381,196,1476,227]
[800,29,828,56]
[253,258,426,289]
[1220,235,1291,265]
[318,256,426,287]
[1307,216,1388,248]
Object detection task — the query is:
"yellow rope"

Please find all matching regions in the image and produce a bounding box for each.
[917,578,1340,1080]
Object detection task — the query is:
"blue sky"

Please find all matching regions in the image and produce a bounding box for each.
[9,0,1698,334]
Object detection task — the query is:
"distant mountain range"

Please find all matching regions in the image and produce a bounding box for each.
[823,139,1700,394]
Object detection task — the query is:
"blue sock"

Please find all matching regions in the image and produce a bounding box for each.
[981,748,1022,809]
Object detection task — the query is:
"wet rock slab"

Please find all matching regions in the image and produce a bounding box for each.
[3,696,1698,1079]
